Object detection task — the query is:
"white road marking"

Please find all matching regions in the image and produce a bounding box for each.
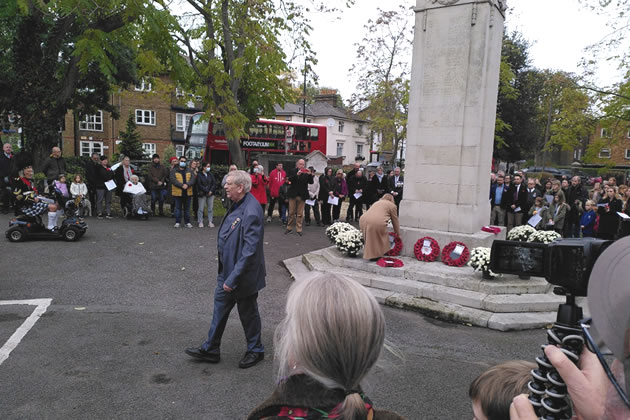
[0,299,52,366]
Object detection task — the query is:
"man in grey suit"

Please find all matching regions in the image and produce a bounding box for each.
[185,170,266,369]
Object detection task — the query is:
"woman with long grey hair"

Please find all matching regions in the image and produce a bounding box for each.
[247,274,404,420]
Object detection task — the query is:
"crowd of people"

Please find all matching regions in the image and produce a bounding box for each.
[490,170,630,240]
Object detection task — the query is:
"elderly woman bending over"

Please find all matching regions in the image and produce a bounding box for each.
[359,194,401,261]
[248,273,405,420]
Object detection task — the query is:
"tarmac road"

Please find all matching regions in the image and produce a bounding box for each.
[0,212,543,419]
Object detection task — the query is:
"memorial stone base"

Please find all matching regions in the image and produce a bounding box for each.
[282,245,581,331]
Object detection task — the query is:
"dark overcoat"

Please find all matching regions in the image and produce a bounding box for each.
[218,192,266,298]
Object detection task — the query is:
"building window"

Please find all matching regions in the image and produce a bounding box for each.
[175,145,185,158]
[573,149,582,160]
[307,119,312,123]
[625,149,630,159]
[176,113,192,132]
[134,79,152,92]
[601,128,611,138]
[142,143,157,158]
[338,120,344,133]
[79,111,103,131]
[599,148,611,158]
[80,141,103,157]
[336,142,344,156]
[356,143,364,157]
[175,87,185,97]
[136,109,156,126]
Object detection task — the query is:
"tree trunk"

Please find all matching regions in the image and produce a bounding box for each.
[226,135,246,168]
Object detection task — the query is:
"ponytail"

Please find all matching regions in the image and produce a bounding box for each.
[341,392,368,420]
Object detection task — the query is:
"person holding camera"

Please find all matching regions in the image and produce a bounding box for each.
[250,165,268,213]
[285,159,313,236]
[509,236,630,420]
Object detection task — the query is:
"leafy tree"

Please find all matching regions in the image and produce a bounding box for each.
[0,0,175,170]
[536,71,596,166]
[168,0,347,168]
[118,113,144,160]
[493,32,545,164]
[349,5,412,165]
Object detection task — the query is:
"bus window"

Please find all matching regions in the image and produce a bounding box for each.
[212,122,225,137]
[294,126,308,141]
[248,123,267,138]
[309,127,319,141]
[270,124,285,139]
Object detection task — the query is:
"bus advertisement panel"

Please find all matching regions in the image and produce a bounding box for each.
[184,113,327,165]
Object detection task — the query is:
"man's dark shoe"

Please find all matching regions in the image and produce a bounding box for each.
[239,352,264,369]
[297,231,303,236]
[284,229,292,234]
[185,347,220,363]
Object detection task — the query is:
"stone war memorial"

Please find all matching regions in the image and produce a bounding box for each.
[284,0,567,331]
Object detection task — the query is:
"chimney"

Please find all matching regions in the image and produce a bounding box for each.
[314,89,339,108]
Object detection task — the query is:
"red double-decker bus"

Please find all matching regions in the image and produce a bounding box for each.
[184,112,327,165]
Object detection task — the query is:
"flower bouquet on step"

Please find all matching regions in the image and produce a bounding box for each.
[507,225,536,242]
[325,222,356,243]
[528,230,561,244]
[468,247,498,278]
[335,229,364,257]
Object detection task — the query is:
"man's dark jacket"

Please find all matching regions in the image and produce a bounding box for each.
[505,183,528,213]
[489,183,509,209]
[348,175,367,195]
[0,153,14,179]
[287,168,313,200]
[41,156,66,183]
[218,192,266,298]
[197,171,216,196]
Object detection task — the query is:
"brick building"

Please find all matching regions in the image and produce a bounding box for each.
[61,77,202,159]
[588,124,630,165]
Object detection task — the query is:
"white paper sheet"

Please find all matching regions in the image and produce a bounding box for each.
[305,199,315,206]
[545,195,554,204]
[328,196,339,206]
[617,212,630,220]
[105,180,117,191]
[514,207,521,213]
[353,192,362,199]
[123,182,146,195]
[528,214,542,227]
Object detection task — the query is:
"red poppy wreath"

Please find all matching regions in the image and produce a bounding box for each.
[376,257,404,268]
[386,233,403,256]
[441,241,470,267]
[414,237,440,262]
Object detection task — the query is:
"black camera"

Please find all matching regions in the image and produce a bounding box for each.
[490,238,613,296]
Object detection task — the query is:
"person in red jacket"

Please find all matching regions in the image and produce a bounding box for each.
[251,165,269,213]
[266,162,286,222]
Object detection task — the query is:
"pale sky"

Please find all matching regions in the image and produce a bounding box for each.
[308,0,623,101]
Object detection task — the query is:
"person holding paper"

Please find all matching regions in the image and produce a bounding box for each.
[597,186,622,240]
[304,167,321,227]
[505,174,527,232]
[95,155,114,219]
[359,194,400,260]
[250,165,269,213]
[346,169,367,222]
[344,163,361,221]
[526,197,547,229]
[318,167,334,225]
[331,169,348,223]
